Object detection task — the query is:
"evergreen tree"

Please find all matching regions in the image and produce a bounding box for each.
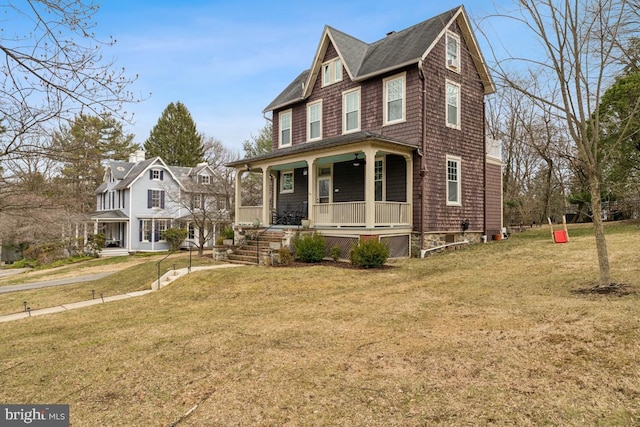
[144,101,205,167]
[52,114,136,214]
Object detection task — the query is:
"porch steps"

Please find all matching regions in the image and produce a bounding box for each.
[227,231,284,266]
[99,248,130,257]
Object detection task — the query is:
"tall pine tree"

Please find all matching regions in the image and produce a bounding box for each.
[144,101,205,167]
[52,114,136,214]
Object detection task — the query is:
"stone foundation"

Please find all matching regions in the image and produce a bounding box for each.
[411,232,482,257]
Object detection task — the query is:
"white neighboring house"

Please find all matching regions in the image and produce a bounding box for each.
[91,150,225,255]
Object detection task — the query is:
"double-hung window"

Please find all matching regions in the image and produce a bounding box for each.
[446,81,461,129]
[446,30,461,71]
[322,58,343,86]
[279,110,292,147]
[280,170,294,194]
[446,155,462,206]
[148,189,165,209]
[307,100,322,141]
[140,220,152,242]
[374,159,385,201]
[154,219,169,242]
[383,73,406,125]
[343,88,360,133]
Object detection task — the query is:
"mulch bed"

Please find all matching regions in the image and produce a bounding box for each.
[571,282,636,297]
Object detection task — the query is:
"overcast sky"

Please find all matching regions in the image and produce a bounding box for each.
[94,1,521,153]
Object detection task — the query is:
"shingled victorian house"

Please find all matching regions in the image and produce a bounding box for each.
[228,5,501,258]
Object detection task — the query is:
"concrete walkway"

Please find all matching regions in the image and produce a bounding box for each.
[0,264,245,323]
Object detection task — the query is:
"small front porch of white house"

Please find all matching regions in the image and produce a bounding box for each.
[234,145,413,230]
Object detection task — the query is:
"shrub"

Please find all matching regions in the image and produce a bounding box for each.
[330,245,342,261]
[220,225,234,240]
[293,232,326,263]
[162,228,188,252]
[350,239,390,268]
[85,233,106,257]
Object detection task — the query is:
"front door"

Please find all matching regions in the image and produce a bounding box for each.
[317,166,332,204]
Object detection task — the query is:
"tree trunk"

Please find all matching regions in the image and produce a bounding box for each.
[589,176,612,287]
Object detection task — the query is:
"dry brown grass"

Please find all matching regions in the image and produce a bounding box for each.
[1,222,639,426]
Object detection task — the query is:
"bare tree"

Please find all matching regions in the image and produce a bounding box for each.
[482,0,637,288]
[0,1,139,197]
[204,136,239,221]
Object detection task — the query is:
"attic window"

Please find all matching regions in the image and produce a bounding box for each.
[322,58,342,87]
[446,30,460,72]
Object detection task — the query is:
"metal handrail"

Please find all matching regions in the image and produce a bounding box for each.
[254,222,280,264]
[156,252,174,289]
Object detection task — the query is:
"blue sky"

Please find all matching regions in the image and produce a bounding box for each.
[94,1,518,153]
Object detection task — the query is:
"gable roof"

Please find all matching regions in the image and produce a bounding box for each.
[263,5,494,113]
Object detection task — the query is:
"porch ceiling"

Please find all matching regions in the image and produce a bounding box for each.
[227,131,416,169]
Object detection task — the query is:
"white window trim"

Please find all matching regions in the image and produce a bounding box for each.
[156,219,169,242]
[383,72,406,126]
[307,100,323,142]
[374,157,385,202]
[446,155,462,206]
[317,165,332,204]
[280,170,294,194]
[445,80,461,130]
[278,109,292,148]
[141,219,151,242]
[342,87,361,134]
[150,189,163,209]
[151,169,161,180]
[322,57,343,87]
[446,30,461,72]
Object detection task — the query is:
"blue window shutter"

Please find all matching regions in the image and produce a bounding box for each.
[149,170,153,179]
[139,220,143,241]
[160,191,165,209]
[160,170,164,180]
[147,190,152,208]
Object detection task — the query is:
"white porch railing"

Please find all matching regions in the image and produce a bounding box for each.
[314,202,366,226]
[238,206,263,225]
[238,202,411,227]
[313,201,410,227]
[375,201,411,226]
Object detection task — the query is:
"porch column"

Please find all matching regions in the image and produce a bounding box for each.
[306,157,316,224]
[234,169,242,224]
[262,167,271,225]
[364,147,376,228]
[405,153,413,227]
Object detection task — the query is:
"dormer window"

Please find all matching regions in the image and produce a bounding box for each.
[446,30,460,72]
[199,175,211,185]
[322,58,343,87]
[150,169,164,181]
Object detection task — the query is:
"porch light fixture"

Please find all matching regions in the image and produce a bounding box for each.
[353,153,365,167]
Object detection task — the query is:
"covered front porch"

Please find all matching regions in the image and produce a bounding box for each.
[233,140,414,230]
[90,210,130,256]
